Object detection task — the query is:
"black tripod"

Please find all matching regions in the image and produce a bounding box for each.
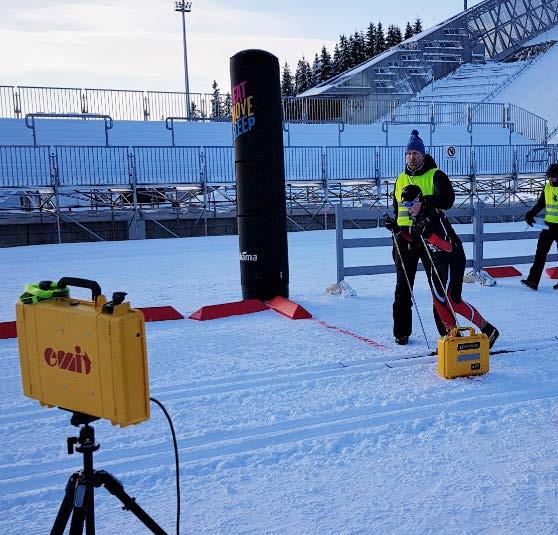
[51,412,167,535]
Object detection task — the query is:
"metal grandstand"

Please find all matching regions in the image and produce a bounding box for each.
[0,142,554,240]
[1,0,558,241]
[301,0,558,99]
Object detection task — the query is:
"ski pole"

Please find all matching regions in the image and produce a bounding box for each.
[419,234,459,329]
[390,226,431,349]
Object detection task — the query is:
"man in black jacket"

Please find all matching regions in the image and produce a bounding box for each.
[385,130,455,345]
[521,163,558,290]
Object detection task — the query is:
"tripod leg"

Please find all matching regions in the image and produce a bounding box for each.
[96,470,168,535]
[85,482,95,535]
[50,473,79,535]
[68,478,91,535]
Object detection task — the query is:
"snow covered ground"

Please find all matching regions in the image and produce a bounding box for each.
[0,224,557,534]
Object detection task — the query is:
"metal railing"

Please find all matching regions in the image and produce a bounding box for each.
[334,202,558,283]
[24,113,114,146]
[507,104,548,145]
[0,85,550,144]
[385,100,547,144]
[282,96,395,124]
[0,143,556,190]
[0,85,232,122]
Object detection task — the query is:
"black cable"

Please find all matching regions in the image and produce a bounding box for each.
[150,397,180,535]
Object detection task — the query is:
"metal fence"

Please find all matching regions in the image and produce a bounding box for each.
[133,146,201,185]
[0,85,548,143]
[0,146,52,187]
[17,86,83,116]
[55,146,130,186]
[3,85,393,124]
[508,104,548,145]
[284,147,322,181]
[0,86,231,122]
[0,143,555,189]
[283,96,394,124]
[385,101,548,144]
[325,147,376,180]
[473,145,514,176]
[334,203,558,282]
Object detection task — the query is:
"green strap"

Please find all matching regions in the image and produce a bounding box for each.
[19,281,69,304]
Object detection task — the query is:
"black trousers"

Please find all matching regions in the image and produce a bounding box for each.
[424,238,466,306]
[527,226,558,284]
[392,236,446,338]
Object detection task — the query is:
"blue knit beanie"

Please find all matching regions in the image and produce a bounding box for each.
[406,129,425,155]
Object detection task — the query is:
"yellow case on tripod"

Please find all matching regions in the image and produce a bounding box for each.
[16,278,150,427]
[437,326,489,379]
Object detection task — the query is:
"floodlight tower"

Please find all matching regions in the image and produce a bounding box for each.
[175,1,192,117]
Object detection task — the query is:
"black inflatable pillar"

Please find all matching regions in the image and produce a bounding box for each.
[230,49,289,300]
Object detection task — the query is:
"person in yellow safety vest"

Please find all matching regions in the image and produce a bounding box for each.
[384,129,455,345]
[521,163,558,291]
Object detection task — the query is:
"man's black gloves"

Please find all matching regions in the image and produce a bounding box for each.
[384,214,401,235]
[525,211,535,227]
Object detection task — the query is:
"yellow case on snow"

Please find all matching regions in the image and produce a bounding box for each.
[437,326,489,379]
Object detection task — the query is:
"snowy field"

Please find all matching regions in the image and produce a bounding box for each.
[0,224,557,534]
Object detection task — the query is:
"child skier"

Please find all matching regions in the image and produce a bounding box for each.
[385,184,499,349]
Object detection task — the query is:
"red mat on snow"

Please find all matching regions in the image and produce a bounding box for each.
[0,307,184,340]
[189,299,269,321]
[137,306,184,322]
[189,297,312,321]
[267,296,312,320]
[546,267,558,279]
[0,321,17,339]
[483,266,522,278]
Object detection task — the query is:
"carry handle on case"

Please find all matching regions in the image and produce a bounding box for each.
[57,277,102,301]
[448,326,475,338]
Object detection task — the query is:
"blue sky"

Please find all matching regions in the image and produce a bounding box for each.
[0,0,484,94]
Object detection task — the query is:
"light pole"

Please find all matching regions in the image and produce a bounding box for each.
[175,1,192,117]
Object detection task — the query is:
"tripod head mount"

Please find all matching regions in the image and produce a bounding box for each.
[67,412,101,455]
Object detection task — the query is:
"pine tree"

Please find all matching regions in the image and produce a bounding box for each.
[338,35,351,72]
[393,25,403,45]
[386,25,398,49]
[190,102,204,119]
[404,21,414,40]
[210,80,223,119]
[223,92,232,119]
[413,17,423,35]
[332,44,342,75]
[281,63,295,96]
[365,22,376,58]
[311,53,321,86]
[376,22,386,53]
[294,57,312,94]
[347,33,357,69]
[351,31,367,65]
[319,45,333,81]
[302,59,313,90]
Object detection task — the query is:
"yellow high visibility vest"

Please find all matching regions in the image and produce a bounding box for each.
[394,168,437,227]
[544,183,558,223]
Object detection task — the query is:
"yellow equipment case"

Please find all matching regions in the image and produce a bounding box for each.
[437,326,489,379]
[16,277,150,427]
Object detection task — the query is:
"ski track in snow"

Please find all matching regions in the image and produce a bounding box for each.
[1,227,558,534]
